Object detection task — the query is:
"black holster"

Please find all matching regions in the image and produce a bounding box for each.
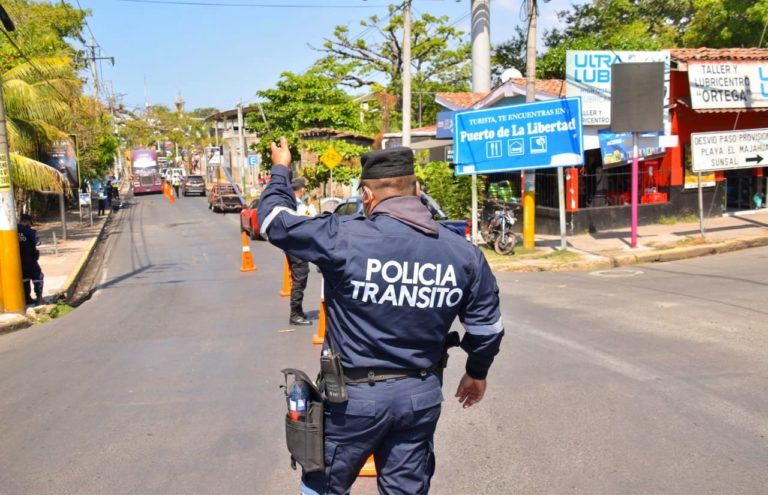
[280,368,325,473]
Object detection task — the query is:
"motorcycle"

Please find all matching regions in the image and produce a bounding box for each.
[479,201,519,255]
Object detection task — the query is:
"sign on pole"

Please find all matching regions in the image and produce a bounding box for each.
[320,147,342,170]
[688,62,768,110]
[452,97,584,175]
[0,154,10,191]
[565,50,670,128]
[690,128,768,172]
[247,154,260,168]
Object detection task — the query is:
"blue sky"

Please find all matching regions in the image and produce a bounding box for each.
[74,0,583,112]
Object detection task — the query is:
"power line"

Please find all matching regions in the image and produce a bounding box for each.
[117,0,392,7]
[73,0,99,47]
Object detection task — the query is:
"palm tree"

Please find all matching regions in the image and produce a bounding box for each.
[2,56,79,192]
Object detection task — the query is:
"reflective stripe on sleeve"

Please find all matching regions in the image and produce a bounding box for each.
[463,317,504,336]
[259,206,295,240]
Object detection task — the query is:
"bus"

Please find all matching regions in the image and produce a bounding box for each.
[131,149,163,194]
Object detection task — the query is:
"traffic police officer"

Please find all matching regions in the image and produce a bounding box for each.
[258,137,504,495]
[287,177,314,326]
[18,214,44,305]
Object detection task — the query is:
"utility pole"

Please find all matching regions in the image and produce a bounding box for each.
[402,0,412,147]
[0,9,23,312]
[85,36,114,102]
[471,0,491,246]
[237,100,246,192]
[522,0,538,250]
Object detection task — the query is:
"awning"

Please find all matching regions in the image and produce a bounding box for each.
[410,139,451,151]
[675,97,768,113]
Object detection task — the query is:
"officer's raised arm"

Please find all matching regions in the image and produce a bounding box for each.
[455,248,504,408]
[257,136,341,268]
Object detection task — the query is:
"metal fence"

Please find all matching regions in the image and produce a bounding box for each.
[536,167,672,209]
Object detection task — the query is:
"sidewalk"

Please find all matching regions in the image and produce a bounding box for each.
[0,201,114,333]
[486,209,768,272]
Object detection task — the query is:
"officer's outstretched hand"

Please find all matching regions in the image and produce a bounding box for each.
[455,374,486,409]
[271,136,291,167]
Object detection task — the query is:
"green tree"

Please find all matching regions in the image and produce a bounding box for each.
[415,161,476,219]
[3,56,80,157]
[491,26,527,84]
[0,0,87,72]
[531,0,685,79]
[314,6,471,131]
[246,70,362,135]
[684,0,768,47]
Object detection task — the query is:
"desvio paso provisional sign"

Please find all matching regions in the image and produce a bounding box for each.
[452,97,584,175]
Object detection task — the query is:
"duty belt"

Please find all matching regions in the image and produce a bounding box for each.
[343,366,438,384]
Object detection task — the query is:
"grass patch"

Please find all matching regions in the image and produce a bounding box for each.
[49,303,74,319]
[481,245,583,264]
[679,213,700,224]
[658,214,678,225]
[542,249,583,262]
[657,213,700,225]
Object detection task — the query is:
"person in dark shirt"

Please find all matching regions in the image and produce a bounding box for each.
[18,214,43,305]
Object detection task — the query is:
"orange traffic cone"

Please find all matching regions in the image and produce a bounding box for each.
[279,256,291,297]
[164,182,175,203]
[359,455,377,477]
[240,232,256,272]
[312,290,326,345]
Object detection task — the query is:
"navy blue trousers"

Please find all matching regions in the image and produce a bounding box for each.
[301,373,443,495]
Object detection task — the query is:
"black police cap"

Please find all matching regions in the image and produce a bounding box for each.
[360,147,414,180]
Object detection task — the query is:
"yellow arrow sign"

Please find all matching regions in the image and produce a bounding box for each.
[320,147,342,169]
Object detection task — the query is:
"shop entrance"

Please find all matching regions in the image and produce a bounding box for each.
[725,169,755,210]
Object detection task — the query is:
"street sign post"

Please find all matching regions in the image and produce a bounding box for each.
[452,98,584,174]
[320,147,343,198]
[690,128,768,173]
[691,128,768,238]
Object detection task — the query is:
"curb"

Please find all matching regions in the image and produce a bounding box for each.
[59,209,115,303]
[0,314,32,336]
[489,233,768,273]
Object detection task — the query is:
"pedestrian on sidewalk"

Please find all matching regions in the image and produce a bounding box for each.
[97,192,106,216]
[105,179,114,209]
[17,214,43,305]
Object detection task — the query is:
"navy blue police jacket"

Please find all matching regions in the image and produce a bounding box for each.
[17,224,40,273]
[258,166,503,379]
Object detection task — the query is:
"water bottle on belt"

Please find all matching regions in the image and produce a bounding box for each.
[288,380,309,422]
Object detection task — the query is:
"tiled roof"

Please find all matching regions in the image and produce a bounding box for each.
[505,78,567,97]
[435,92,488,109]
[671,48,768,62]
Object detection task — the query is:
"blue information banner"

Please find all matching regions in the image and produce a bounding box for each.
[452,97,584,175]
[597,129,665,169]
[436,111,454,139]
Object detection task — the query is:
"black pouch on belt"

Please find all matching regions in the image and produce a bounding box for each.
[280,368,325,473]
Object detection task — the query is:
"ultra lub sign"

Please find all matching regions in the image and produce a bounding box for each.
[566,50,671,126]
[570,52,621,84]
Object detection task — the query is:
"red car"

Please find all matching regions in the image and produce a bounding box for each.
[239,198,261,240]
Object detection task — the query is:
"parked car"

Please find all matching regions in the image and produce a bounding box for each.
[89,179,106,201]
[239,198,261,240]
[208,183,243,213]
[182,175,206,196]
[332,193,470,240]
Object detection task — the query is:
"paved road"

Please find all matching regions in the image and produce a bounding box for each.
[0,193,766,494]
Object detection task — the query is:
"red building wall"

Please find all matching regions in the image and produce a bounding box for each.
[664,69,768,187]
